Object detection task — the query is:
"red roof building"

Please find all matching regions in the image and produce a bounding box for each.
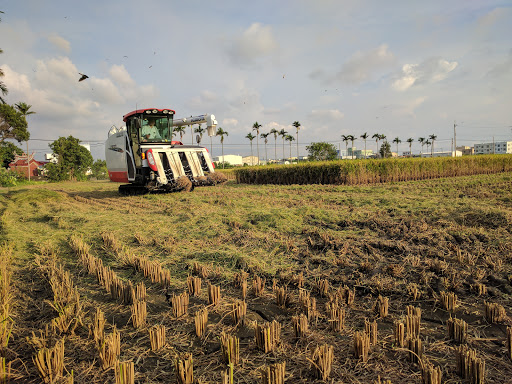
[8,153,47,178]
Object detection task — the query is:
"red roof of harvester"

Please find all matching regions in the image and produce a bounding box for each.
[123,108,176,122]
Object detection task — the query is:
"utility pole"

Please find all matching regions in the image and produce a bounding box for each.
[27,141,30,181]
[453,121,457,155]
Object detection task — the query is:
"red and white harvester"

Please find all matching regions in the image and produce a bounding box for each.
[106,108,225,194]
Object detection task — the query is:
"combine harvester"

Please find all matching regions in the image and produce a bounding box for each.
[106,108,225,194]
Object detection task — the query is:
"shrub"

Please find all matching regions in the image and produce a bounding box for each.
[0,168,20,187]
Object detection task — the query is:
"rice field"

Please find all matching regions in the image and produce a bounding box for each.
[234,155,512,185]
[0,171,511,383]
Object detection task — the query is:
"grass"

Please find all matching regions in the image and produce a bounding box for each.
[0,173,511,382]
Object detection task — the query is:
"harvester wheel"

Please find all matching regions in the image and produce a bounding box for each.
[119,184,149,195]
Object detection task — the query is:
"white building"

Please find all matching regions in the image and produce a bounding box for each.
[474,141,512,155]
[421,151,462,158]
[214,154,243,166]
[242,156,259,166]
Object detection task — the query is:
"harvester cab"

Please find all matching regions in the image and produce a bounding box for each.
[106,108,224,194]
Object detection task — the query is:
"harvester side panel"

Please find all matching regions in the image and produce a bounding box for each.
[106,130,136,183]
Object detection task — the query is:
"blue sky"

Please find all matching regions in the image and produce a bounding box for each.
[1,0,511,160]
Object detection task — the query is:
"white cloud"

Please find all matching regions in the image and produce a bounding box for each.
[309,109,344,120]
[264,121,289,132]
[1,65,31,95]
[391,96,427,118]
[392,57,458,91]
[47,34,71,53]
[335,44,395,85]
[109,65,135,88]
[227,23,279,66]
[222,118,238,127]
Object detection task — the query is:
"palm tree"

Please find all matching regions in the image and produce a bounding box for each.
[348,135,356,159]
[418,137,425,156]
[285,134,295,161]
[372,133,381,157]
[15,102,35,180]
[406,138,414,157]
[429,134,437,156]
[270,128,279,162]
[425,140,431,156]
[341,135,350,159]
[216,127,228,169]
[252,122,261,165]
[194,125,205,144]
[174,125,186,143]
[292,121,301,161]
[246,133,256,165]
[260,132,270,164]
[360,132,369,158]
[392,137,401,156]
[279,129,287,161]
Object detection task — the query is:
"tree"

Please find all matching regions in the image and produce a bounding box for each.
[270,128,279,161]
[279,129,287,161]
[260,132,270,163]
[379,141,392,158]
[194,125,205,144]
[392,137,401,156]
[372,133,381,157]
[348,135,356,159]
[90,159,108,180]
[360,132,369,158]
[245,132,256,165]
[252,122,261,165]
[341,134,349,158]
[425,140,431,155]
[216,127,228,169]
[306,142,337,161]
[15,102,35,180]
[0,141,22,168]
[0,11,8,104]
[46,136,93,181]
[406,138,414,157]
[429,134,437,155]
[285,134,295,161]
[292,121,301,161]
[418,137,425,155]
[0,104,29,142]
[173,125,186,143]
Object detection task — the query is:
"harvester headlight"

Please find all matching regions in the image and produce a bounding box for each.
[152,109,158,113]
[146,149,158,171]
[163,110,168,114]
